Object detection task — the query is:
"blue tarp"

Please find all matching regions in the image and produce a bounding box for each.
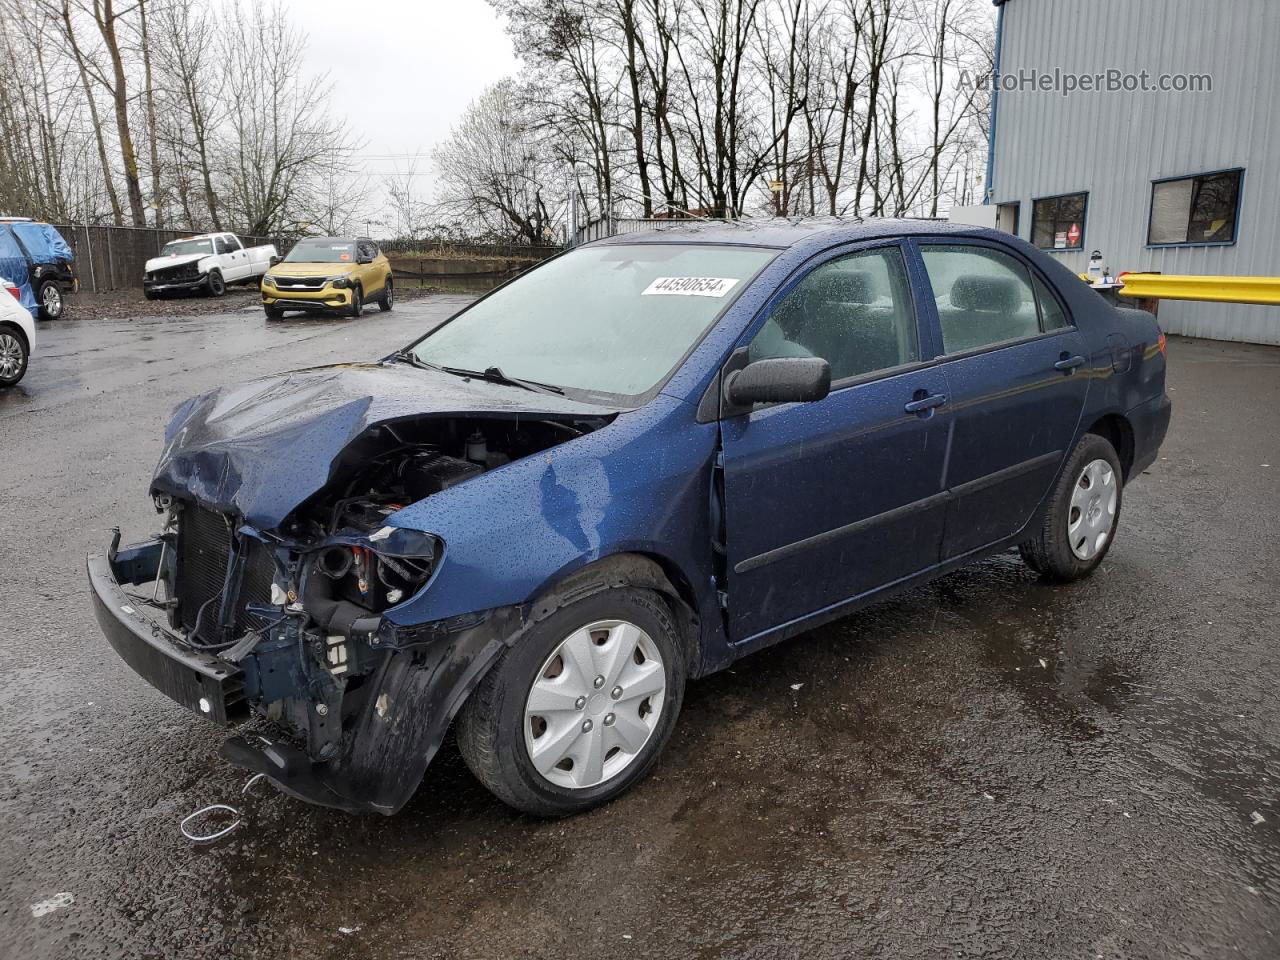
[0,223,74,316]
[11,222,73,263]
[0,228,34,314]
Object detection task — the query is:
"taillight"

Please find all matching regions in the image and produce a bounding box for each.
[4,285,19,302]
[1157,331,1167,355]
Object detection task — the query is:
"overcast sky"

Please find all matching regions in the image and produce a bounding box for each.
[278,0,518,200]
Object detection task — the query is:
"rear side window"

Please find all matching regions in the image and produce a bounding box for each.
[748,246,918,381]
[1033,275,1070,330]
[921,245,1040,353]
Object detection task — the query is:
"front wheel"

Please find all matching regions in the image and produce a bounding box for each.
[205,270,226,298]
[379,278,393,312]
[0,328,29,386]
[1019,433,1123,582]
[347,285,363,318]
[264,305,283,320]
[37,280,63,320]
[457,586,686,817]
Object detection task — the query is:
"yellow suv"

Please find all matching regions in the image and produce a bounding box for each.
[261,236,393,319]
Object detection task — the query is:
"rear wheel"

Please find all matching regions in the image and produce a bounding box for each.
[348,284,363,318]
[457,585,685,817]
[0,328,29,386]
[206,270,226,298]
[144,289,160,301]
[1019,433,1122,581]
[379,278,394,312]
[37,280,63,320]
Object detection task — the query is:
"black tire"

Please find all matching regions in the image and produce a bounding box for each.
[206,270,226,298]
[1019,433,1123,582]
[348,284,363,318]
[37,280,63,320]
[143,289,159,301]
[0,326,29,387]
[264,305,284,320]
[379,278,394,312]
[457,585,686,818]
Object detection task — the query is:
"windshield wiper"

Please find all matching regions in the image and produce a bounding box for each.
[392,350,443,372]
[441,364,566,396]
[392,352,565,395]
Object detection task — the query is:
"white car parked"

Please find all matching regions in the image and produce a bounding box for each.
[0,275,35,387]
[142,232,278,299]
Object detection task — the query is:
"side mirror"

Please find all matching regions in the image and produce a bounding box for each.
[269,255,281,266]
[725,357,831,407]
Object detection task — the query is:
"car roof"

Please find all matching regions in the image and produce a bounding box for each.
[590,216,998,250]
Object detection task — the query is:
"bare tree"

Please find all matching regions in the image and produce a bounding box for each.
[433,81,557,244]
[218,0,363,235]
[152,0,226,228]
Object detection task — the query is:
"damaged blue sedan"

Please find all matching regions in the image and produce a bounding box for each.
[89,220,1170,816]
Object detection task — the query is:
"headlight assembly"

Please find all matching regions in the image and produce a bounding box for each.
[329,275,350,289]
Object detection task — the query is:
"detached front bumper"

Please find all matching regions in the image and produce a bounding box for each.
[144,276,207,295]
[87,541,246,724]
[88,534,519,815]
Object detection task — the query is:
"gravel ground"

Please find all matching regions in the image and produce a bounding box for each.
[1,303,1278,960]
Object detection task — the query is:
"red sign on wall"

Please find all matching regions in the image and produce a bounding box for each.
[1067,223,1081,247]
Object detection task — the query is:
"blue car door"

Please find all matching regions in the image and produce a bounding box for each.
[912,240,1092,560]
[719,242,951,646]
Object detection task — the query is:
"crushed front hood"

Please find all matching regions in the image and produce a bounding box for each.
[152,362,617,528]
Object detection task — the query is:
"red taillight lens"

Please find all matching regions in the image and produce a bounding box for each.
[1157,331,1167,355]
[4,285,19,302]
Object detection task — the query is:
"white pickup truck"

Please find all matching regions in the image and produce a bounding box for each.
[143,232,278,299]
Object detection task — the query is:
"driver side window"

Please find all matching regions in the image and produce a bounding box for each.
[748,246,918,382]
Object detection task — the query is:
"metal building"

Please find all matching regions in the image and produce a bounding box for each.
[985,0,1280,345]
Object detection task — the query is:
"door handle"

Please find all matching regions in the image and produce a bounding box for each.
[1054,354,1086,373]
[904,391,947,414]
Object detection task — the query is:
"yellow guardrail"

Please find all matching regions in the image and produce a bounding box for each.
[1116,273,1280,306]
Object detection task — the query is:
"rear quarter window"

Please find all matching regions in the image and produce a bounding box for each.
[920,245,1040,353]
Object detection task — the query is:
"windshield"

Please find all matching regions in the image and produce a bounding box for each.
[410,244,776,400]
[285,239,355,264]
[161,238,213,257]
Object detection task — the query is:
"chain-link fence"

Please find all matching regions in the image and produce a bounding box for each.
[50,224,281,292]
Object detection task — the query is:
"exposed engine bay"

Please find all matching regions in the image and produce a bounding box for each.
[288,415,597,618]
[142,414,608,770]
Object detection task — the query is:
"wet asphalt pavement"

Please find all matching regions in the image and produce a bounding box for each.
[1,297,1278,959]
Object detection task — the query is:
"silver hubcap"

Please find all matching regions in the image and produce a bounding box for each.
[43,286,60,312]
[0,333,24,378]
[1068,458,1117,560]
[524,619,666,790]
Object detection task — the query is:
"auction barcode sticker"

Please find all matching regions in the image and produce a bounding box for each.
[642,277,739,297]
